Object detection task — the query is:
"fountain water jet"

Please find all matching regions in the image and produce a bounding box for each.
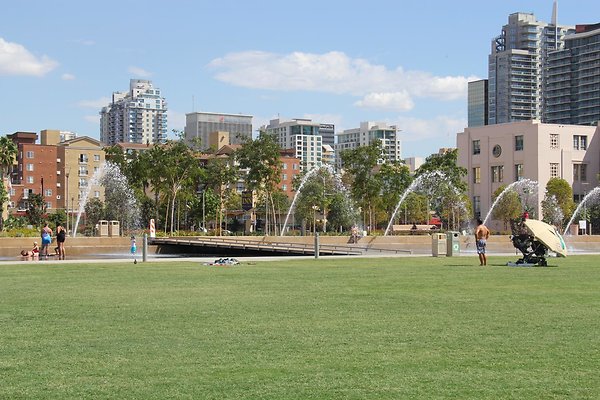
[72,162,141,237]
[563,186,600,236]
[280,165,351,236]
[384,171,449,236]
[482,179,538,226]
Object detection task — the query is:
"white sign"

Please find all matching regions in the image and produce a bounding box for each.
[579,220,587,230]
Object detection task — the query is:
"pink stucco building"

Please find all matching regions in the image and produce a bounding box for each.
[457,120,600,230]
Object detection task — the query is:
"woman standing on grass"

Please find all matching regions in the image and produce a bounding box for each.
[40,223,53,259]
[56,223,66,260]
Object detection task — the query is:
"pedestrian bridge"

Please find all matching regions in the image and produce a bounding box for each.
[149,236,413,257]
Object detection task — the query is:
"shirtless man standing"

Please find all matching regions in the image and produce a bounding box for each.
[475,218,490,266]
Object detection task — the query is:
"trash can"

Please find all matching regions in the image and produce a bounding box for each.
[432,233,446,257]
[109,220,120,237]
[98,220,109,237]
[446,231,461,257]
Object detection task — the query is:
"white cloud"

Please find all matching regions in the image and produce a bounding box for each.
[0,37,58,76]
[128,65,152,78]
[209,51,477,109]
[77,97,111,109]
[396,115,467,143]
[354,91,414,111]
[84,115,99,123]
[61,73,76,80]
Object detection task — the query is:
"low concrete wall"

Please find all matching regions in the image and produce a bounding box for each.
[1,234,597,258]
[0,237,150,258]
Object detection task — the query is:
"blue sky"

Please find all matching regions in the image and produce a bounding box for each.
[1,0,598,158]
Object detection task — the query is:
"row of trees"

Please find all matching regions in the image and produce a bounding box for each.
[3,128,598,235]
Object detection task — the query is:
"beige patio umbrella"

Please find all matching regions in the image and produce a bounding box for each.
[523,219,568,257]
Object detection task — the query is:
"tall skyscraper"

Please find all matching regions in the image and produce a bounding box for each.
[488,11,574,124]
[184,112,253,150]
[545,23,600,125]
[468,79,489,127]
[335,122,402,168]
[100,79,168,145]
[264,118,323,171]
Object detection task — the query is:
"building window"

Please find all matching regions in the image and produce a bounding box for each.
[573,135,587,150]
[79,166,88,176]
[45,202,52,209]
[282,173,287,181]
[550,163,559,177]
[472,140,481,155]
[94,191,100,198]
[27,176,34,184]
[26,163,34,171]
[282,163,288,170]
[473,196,481,218]
[79,178,88,188]
[491,165,504,183]
[472,167,481,184]
[45,189,52,196]
[515,164,524,180]
[515,135,524,151]
[79,154,89,163]
[282,184,287,191]
[94,154,100,162]
[550,134,559,149]
[26,151,34,158]
[573,163,587,182]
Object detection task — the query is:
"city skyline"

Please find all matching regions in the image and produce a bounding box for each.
[1,0,599,157]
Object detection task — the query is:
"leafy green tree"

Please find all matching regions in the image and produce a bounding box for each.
[340,140,383,231]
[0,136,18,230]
[84,198,105,227]
[47,209,67,229]
[376,161,412,227]
[415,149,467,193]
[326,192,358,233]
[545,177,575,225]
[236,131,282,235]
[491,185,522,230]
[291,168,340,233]
[205,158,239,235]
[541,193,564,227]
[26,193,46,227]
[152,139,201,234]
[402,193,429,224]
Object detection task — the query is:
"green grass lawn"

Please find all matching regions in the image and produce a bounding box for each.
[1,255,599,399]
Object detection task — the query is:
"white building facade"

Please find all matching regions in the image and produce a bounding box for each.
[100,79,168,145]
[265,118,324,171]
[335,122,402,167]
[457,120,600,230]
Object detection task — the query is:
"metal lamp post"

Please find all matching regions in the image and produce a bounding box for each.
[312,205,319,236]
[197,183,207,232]
[65,172,69,235]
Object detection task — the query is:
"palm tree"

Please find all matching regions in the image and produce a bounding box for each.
[0,136,18,230]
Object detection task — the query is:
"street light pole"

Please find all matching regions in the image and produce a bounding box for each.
[65,172,69,235]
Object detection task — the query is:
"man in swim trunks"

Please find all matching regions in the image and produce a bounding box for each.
[475,218,490,266]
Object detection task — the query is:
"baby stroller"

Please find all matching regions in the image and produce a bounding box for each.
[509,219,567,266]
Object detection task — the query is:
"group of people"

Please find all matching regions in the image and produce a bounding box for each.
[21,223,67,260]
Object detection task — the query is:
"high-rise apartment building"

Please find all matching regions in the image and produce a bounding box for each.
[100,79,168,145]
[264,118,323,171]
[335,122,402,167]
[488,11,574,125]
[545,23,600,125]
[468,79,489,127]
[184,112,253,150]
